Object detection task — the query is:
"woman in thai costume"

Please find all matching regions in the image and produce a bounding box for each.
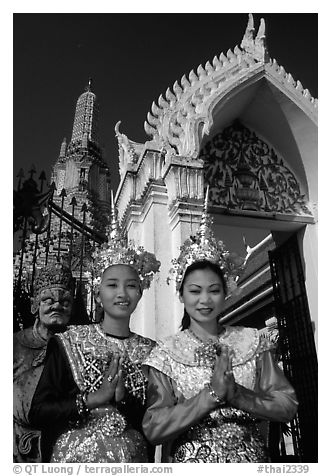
[142,199,298,463]
[29,204,160,463]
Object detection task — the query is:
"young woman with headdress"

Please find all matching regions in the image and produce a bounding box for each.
[29,204,160,463]
[142,199,298,463]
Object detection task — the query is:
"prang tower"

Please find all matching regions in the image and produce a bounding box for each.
[52,79,111,233]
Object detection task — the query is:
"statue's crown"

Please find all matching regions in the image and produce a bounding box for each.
[90,193,160,290]
[34,262,75,297]
[168,187,244,293]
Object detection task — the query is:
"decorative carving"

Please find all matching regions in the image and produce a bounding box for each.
[114,121,140,179]
[200,120,312,216]
[142,14,316,159]
[241,14,270,63]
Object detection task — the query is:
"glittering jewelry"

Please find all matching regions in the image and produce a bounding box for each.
[167,186,244,293]
[187,328,219,345]
[87,407,127,437]
[205,382,227,406]
[75,391,90,421]
[187,329,220,367]
[87,193,160,291]
[121,359,148,404]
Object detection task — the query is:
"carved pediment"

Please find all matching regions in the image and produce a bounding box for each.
[200,120,312,216]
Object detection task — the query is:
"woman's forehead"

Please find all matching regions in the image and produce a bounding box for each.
[184,268,222,285]
[102,264,139,281]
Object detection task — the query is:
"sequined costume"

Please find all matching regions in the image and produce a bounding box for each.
[143,326,298,463]
[13,322,48,462]
[29,324,155,463]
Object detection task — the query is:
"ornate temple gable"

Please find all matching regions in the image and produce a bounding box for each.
[142,14,317,159]
[201,120,312,216]
[115,14,317,226]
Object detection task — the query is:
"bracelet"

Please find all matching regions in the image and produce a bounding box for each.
[76,391,90,420]
[205,383,227,406]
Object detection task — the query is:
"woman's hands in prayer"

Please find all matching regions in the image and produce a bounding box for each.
[86,355,125,409]
[210,346,236,402]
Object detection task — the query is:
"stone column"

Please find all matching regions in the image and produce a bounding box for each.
[115,149,206,339]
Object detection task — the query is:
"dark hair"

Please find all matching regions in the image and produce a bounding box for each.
[179,260,228,330]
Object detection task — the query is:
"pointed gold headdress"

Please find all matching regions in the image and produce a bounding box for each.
[167,187,244,293]
[89,192,160,290]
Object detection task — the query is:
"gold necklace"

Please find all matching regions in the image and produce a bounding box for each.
[187,327,219,344]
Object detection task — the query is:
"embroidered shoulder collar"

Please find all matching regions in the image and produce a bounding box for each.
[156,326,260,367]
[58,324,155,363]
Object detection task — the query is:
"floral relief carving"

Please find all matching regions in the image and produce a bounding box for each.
[200,120,312,215]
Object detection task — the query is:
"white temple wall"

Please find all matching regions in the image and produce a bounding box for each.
[126,189,178,340]
[301,225,318,346]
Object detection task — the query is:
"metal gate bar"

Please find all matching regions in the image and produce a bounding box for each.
[269,234,318,462]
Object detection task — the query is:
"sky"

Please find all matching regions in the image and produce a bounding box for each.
[13,13,318,196]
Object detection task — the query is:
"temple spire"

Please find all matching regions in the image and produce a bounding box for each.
[85,77,93,92]
[70,79,99,146]
[59,137,67,158]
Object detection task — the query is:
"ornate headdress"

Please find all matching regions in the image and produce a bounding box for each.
[33,262,75,297]
[168,187,244,293]
[32,261,75,312]
[89,192,160,291]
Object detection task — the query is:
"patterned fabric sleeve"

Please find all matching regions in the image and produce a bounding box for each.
[228,350,298,422]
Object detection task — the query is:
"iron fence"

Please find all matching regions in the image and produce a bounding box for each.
[13,167,107,330]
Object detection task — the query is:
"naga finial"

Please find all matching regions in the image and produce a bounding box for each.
[114,120,121,137]
[241,14,269,63]
[241,13,255,51]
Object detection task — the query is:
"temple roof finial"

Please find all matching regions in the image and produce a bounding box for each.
[198,185,210,241]
[85,77,93,92]
[241,14,269,63]
[241,13,255,51]
[109,189,121,241]
[59,137,67,158]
